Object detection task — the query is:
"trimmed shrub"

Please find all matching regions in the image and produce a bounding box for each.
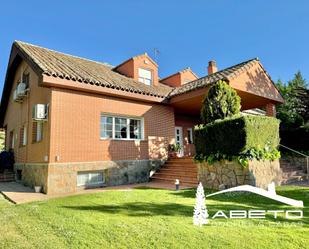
[194,115,280,165]
[201,80,241,124]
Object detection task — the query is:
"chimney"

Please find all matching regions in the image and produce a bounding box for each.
[208,60,217,75]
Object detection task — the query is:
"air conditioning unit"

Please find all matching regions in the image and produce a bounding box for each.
[13,89,18,101]
[13,82,27,103]
[33,104,47,120]
[16,82,27,96]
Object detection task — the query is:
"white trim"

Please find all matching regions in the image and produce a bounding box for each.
[187,128,193,144]
[175,126,184,157]
[36,122,43,142]
[100,114,144,141]
[77,171,104,187]
[138,68,153,85]
[22,125,27,146]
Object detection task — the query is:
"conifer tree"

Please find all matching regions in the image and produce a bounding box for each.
[193,182,209,226]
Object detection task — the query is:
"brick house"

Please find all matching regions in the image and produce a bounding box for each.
[0,41,283,194]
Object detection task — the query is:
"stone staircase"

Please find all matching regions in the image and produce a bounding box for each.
[280,158,307,185]
[150,157,198,187]
[0,170,15,182]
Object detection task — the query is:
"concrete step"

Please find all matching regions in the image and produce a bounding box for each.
[167,159,194,163]
[0,172,15,182]
[151,177,198,186]
[282,170,305,178]
[154,172,197,180]
[282,175,307,184]
[280,166,302,171]
[162,165,197,169]
[159,168,198,174]
[165,161,196,165]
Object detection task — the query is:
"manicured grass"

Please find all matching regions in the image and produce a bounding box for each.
[0,185,308,249]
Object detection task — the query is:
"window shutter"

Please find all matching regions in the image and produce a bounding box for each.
[32,122,37,143]
[19,127,24,147]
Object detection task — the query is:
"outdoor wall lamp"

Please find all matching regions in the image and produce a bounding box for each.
[175,179,180,191]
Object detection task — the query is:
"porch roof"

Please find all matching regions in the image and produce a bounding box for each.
[169,59,284,116]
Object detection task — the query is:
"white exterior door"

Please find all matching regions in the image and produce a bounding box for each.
[175,127,184,157]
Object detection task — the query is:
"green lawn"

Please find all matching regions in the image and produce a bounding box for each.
[0,185,308,249]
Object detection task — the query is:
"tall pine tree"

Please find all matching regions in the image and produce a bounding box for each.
[276,71,308,129]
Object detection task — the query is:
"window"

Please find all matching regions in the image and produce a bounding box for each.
[138,68,152,85]
[22,73,30,88]
[100,115,143,140]
[77,171,104,187]
[19,125,27,146]
[9,130,14,149]
[32,121,43,142]
[115,117,128,139]
[100,116,113,138]
[187,128,193,144]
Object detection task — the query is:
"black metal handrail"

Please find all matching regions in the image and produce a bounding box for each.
[279,144,309,182]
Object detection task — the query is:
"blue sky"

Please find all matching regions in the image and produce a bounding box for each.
[0,0,308,93]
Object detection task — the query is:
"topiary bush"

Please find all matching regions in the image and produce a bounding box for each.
[194,115,281,167]
[201,80,241,124]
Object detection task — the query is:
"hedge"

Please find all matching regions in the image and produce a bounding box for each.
[194,115,280,156]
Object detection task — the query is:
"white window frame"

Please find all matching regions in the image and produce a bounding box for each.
[138,68,152,85]
[36,122,43,142]
[187,128,193,144]
[22,125,27,146]
[100,114,144,140]
[77,171,104,187]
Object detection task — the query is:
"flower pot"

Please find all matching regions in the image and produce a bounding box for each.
[34,186,42,193]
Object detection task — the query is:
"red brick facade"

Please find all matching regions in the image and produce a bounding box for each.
[49,88,175,163]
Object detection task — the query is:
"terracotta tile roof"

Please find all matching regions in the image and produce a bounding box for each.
[14,41,172,98]
[168,58,258,97]
[14,41,259,99]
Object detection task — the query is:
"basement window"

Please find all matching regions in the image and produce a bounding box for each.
[77,171,104,187]
[138,68,152,85]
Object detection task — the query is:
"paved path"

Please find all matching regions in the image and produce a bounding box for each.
[0,182,49,204]
[0,181,193,205]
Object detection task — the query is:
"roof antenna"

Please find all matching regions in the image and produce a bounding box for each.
[153,48,160,63]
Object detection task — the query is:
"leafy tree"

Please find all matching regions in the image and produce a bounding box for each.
[201,80,241,124]
[276,71,308,129]
[295,87,309,123]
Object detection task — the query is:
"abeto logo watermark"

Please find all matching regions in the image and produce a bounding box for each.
[211,209,303,219]
[207,183,304,220]
[193,182,304,226]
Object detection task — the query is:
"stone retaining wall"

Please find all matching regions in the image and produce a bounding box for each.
[197,159,282,190]
[15,159,163,194]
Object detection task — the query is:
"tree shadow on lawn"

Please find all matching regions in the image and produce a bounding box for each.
[62,202,193,217]
[171,187,309,225]
[61,187,308,224]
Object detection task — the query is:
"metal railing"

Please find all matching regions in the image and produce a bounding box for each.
[279,144,309,182]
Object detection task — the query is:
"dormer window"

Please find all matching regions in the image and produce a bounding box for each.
[138,68,152,85]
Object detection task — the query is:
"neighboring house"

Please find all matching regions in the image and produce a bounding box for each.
[0,41,284,194]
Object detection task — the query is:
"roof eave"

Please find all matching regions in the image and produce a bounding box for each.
[42,75,168,104]
[0,43,44,127]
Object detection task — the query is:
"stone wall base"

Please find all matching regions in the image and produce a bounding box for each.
[197,159,282,190]
[15,159,164,195]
